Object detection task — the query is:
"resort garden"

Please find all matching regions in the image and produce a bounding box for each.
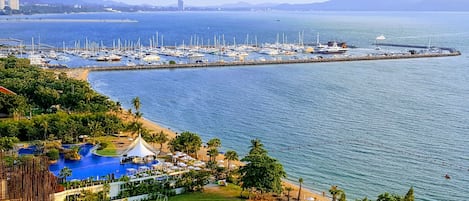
[0,56,416,201]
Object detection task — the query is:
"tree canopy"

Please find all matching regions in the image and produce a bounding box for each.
[0,56,114,117]
[169,131,202,158]
[239,138,286,195]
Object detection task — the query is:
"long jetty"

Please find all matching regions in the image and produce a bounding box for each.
[84,51,461,72]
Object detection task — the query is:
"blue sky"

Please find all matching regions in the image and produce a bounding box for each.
[120,0,328,6]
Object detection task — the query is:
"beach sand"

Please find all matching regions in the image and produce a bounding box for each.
[65,69,331,201]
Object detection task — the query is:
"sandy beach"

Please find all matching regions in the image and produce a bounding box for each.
[66,68,331,201]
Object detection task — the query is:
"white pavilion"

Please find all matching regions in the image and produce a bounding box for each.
[120,134,159,164]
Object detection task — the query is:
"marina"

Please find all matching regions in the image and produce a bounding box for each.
[0,36,461,71]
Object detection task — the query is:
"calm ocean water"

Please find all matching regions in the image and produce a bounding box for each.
[2,11,469,200]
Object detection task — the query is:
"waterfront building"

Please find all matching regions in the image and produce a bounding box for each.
[178,0,184,11]
[0,0,5,10]
[9,0,19,10]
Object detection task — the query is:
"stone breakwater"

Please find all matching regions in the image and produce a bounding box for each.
[81,51,461,72]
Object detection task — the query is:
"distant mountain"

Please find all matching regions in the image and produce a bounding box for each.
[21,0,469,11]
[272,0,469,11]
[217,1,279,9]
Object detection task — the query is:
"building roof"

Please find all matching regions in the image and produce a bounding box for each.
[121,134,159,158]
[0,86,16,95]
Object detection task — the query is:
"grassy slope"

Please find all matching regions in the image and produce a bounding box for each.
[94,136,118,156]
[169,184,246,201]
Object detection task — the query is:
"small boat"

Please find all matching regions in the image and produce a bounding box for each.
[445,174,451,179]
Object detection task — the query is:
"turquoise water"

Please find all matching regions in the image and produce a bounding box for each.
[3,11,469,200]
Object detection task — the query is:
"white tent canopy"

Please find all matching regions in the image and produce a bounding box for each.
[121,134,159,158]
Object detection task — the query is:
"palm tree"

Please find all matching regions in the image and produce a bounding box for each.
[224,150,238,171]
[59,166,72,182]
[404,187,414,201]
[88,120,103,144]
[249,138,267,155]
[102,183,110,200]
[297,177,303,201]
[329,185,343,201]
[155,131,169,151]
[285,186,293,201]
[132,96,140,112]
[40,120,49,141]
[339,190,346,201]
[208,148,219,162]
[207,138,221,149]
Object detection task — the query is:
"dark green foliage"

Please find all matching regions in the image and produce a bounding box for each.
[239,139,286,195]
[376,192,402,201]
[0,93,28,116]
[98,142,109,150]
[0,57,113,116]
[179,170,211,192]
[0,112,124,142]
[46,148,60,161]
[0,136,19,151]
[169,131,202,157]
[403,187,414,201]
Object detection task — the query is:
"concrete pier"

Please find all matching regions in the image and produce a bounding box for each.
[82,51,461,72]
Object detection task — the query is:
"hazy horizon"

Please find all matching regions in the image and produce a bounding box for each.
[118,0,328,6]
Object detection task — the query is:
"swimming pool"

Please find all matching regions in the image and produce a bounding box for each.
[21,144,159,180]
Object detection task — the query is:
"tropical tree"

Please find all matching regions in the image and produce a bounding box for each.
[339,190,347,201]
[154,131,169,151]
[248,138,267,155]
[376,192,402,201]
[297,177,303,201]
[0,136,19,152]
[88,120,103,144]
[224,150,238,171]
[40,119,49,141]
[59,166,72,182]
[207,138,221,149]
[239,139,286,197]
[208,148,219,162]
[330,185,345,201]
[169,131,202,158]
[285,186,293,201]
[102,183,110,201]
[132,96,140,113]
[403,187,414,201]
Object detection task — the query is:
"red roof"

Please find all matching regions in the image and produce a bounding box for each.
[0,86,16,95]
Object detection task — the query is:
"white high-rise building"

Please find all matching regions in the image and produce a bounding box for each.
[9,0,19,10]
[178,0,184,11]
[0,0,5,10]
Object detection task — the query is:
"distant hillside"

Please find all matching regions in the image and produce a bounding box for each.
[273,0,469,11]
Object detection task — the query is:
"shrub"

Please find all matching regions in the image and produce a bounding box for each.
[98,142,108,150]
[46,148,60,161]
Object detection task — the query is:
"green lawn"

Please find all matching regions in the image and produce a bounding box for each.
[94,136,118,156]
[168,184,246,201]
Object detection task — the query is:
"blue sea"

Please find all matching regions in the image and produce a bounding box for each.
[2,11,469,200]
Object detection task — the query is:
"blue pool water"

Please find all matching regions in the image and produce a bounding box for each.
[19,144,158,180]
